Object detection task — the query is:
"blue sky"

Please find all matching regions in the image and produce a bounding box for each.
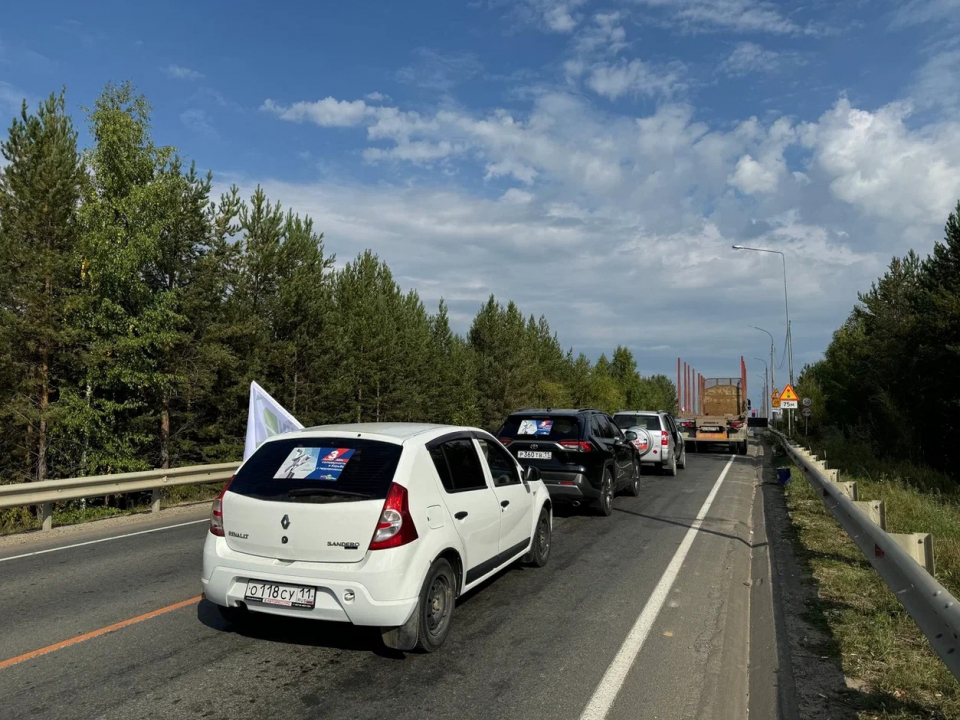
[3,0,960,386]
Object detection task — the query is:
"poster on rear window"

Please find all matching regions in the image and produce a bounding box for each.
[275,447,355,481]
[519,419,553,436]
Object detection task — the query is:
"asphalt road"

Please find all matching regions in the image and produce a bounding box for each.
[0,448,778,720]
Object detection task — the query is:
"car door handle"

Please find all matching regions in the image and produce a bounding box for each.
[501,500,510,508]
[454,511,468,520]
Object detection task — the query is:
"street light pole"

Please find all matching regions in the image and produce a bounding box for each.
[735,244,795,434]
[733,246,793,384]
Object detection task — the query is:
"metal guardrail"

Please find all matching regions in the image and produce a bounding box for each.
[771,428,960,680]
[0,462,240,531]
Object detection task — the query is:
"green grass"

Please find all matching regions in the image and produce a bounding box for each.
[777,438,960,719]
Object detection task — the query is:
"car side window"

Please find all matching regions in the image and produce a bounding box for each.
[476,439,521,487]
[429,439,489,493]
[590,416,603,438]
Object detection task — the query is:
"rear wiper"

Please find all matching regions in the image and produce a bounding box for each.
[286,487,373,499]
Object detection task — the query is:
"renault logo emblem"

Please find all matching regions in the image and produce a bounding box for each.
[281,514,291,530]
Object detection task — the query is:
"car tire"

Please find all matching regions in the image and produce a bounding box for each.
[523,507,552,567]
[665,453,678,477]
[739,441,748,456]
[414,558,457,653]
[624,460,641,496]
[677,448,686,470]
[596,469,615,516]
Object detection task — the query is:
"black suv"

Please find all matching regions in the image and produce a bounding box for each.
[496,408,641,516]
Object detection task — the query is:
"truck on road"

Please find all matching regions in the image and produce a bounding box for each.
[686,357,749,455]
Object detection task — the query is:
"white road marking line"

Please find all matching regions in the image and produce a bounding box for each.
[0,519,209,563]
[579,455,737,720]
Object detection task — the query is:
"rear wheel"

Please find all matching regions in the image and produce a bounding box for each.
[414,558,456,653]
[624,460,641,496]
[739,441,748,455]
[523,507,551,567]
[596,470,615,516]
[677,447,687,469]
[665,453,678,477]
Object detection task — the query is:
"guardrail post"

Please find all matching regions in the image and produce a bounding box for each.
[825,469,839,482]
[890,533,935,575]
[830,481,858,501]
[854,500,886,530]
[40,502,53,531]
[151,488,162,513]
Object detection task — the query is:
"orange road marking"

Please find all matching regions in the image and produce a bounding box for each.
[0,595,201,671]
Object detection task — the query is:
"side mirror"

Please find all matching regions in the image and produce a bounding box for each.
[524,465,541,483]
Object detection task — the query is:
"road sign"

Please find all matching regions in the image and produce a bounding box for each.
[802,397,812,407]
[802,407,812,417]
[780,400,798,409]
[779,384,799,402]
[771,389,780,401]
[772,398,781,408]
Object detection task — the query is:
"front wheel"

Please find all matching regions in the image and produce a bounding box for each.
[596,470,615,516]
[414,558,457,653]
[523,507,551,567]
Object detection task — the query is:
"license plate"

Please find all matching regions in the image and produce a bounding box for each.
[244,580,316,609]
[518,450,552,460]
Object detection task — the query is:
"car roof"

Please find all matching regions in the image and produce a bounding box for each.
[508,408,603,416]
[614,410,662,416]
[279,422,475,445]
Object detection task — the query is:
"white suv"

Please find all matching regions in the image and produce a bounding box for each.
[202,423,552,652]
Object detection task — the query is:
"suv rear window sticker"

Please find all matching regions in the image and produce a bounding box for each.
[275,447,356,480]
[518,419,553,436]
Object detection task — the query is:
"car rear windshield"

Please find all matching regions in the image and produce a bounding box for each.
[498,415,581,441]
[229,438,402,502]
[614,414,662,432]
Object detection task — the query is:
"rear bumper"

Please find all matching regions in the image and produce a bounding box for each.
[201,535,418,627]
[539,470,599,501]
[640,447,669,466]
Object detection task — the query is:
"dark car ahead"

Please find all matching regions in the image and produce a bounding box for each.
[496,409,645,516]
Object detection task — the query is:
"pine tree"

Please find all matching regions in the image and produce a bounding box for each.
[0,90,84,483]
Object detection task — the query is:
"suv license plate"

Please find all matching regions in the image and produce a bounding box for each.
[518,450,552,460]
[245,581,316,609]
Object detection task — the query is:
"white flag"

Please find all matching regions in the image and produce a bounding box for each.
[243,381,304,461]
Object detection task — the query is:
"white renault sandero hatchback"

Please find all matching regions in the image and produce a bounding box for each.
[202,423,552,652]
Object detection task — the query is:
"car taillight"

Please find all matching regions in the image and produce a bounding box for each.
[499,437,512,446]
[559,441,592,452]
[661,433,669,446]
[369,482,419,551]
[210,476,234,536]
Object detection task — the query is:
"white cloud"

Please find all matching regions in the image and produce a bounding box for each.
[913,48,960,110]
[180,108,215,136]
[730,155,779,194]
[166,64,204,80]
[261,97,371,127]
[258,85,960,373]
[364,91,389,102]
[631,0,806,35]
[519,0,587,33]
[586,58,683,100]
[719,42,784,75]
[802,98,960,224]
[890,0,960,28]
